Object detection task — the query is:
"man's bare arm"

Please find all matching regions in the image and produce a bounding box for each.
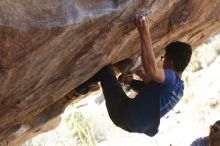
[135,16,165,83]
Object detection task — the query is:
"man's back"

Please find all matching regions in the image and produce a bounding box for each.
[159,69,184,117]
[124,69,184,134]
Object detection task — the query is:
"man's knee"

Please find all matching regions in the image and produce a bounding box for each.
[94,64,114,81]
[143,122,160,137]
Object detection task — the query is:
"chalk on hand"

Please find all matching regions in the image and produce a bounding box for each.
[141,16,145,21]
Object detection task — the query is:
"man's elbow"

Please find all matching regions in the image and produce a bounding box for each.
[144,67,157,79]
[144,67,164,83]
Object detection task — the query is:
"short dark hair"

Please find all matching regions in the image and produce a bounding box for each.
[214,120,220,125]
[165,41,192,72]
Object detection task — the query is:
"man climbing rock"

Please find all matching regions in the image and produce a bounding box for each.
[71,15,192,136]
[190,120,220,146]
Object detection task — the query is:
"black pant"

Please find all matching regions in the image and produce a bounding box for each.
[97,65,131,131]
[80,65,159,136]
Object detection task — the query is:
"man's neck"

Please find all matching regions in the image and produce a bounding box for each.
[209,139,220,146]
[168,67,182,78]
[177,72,182,78]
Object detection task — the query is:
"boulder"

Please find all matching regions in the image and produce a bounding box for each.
[0,0,220,145]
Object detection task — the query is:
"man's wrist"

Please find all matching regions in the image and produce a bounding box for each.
[140,32,150,40]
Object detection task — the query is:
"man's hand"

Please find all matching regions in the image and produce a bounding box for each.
[135,15,150,37]
[134,15,166,84]
[135,69,144,77]
[135,69,150,84]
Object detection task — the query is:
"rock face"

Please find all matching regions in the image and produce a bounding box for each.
[0,0,220,145]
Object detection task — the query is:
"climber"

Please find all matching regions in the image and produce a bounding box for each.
[71,15,192,136]
[190,120,220,146]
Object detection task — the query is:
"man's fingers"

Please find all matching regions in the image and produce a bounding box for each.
[138,17,143,28]
[134,17,137,25]
[135,16,140,28]
[141,16,150,29]
[143,18,147,27]
[146,16,149,23]
[139,18,143,27]
[141,16,146,25]
[135,69,143,75]
[135,16,143,28]
[135,15,150,33]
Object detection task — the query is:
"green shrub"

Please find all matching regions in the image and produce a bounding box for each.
[66,112,97,146]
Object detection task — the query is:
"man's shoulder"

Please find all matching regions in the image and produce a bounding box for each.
[190,136,209,146]
[164,69,176,76]
[162,69,182,86]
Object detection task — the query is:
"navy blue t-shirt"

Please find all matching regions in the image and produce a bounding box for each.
[124,69,184,135]
[160,69,184,117]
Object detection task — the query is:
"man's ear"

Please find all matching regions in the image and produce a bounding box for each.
[168,60,175,70]
[170,60,174,66]
[167,60,173,66]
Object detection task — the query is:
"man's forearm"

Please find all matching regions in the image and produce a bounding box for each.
[135,16,165,83]
[140,32,157,76]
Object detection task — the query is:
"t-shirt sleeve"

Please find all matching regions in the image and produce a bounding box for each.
[190,137,208,146]
[162,69,176,86]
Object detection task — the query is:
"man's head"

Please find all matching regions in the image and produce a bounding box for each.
[209,120,220,143]
[163,41,192,73]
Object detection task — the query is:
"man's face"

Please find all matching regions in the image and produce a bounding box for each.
[209,123,220,142]
[163,60,171,69]
[162,53,173,69]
